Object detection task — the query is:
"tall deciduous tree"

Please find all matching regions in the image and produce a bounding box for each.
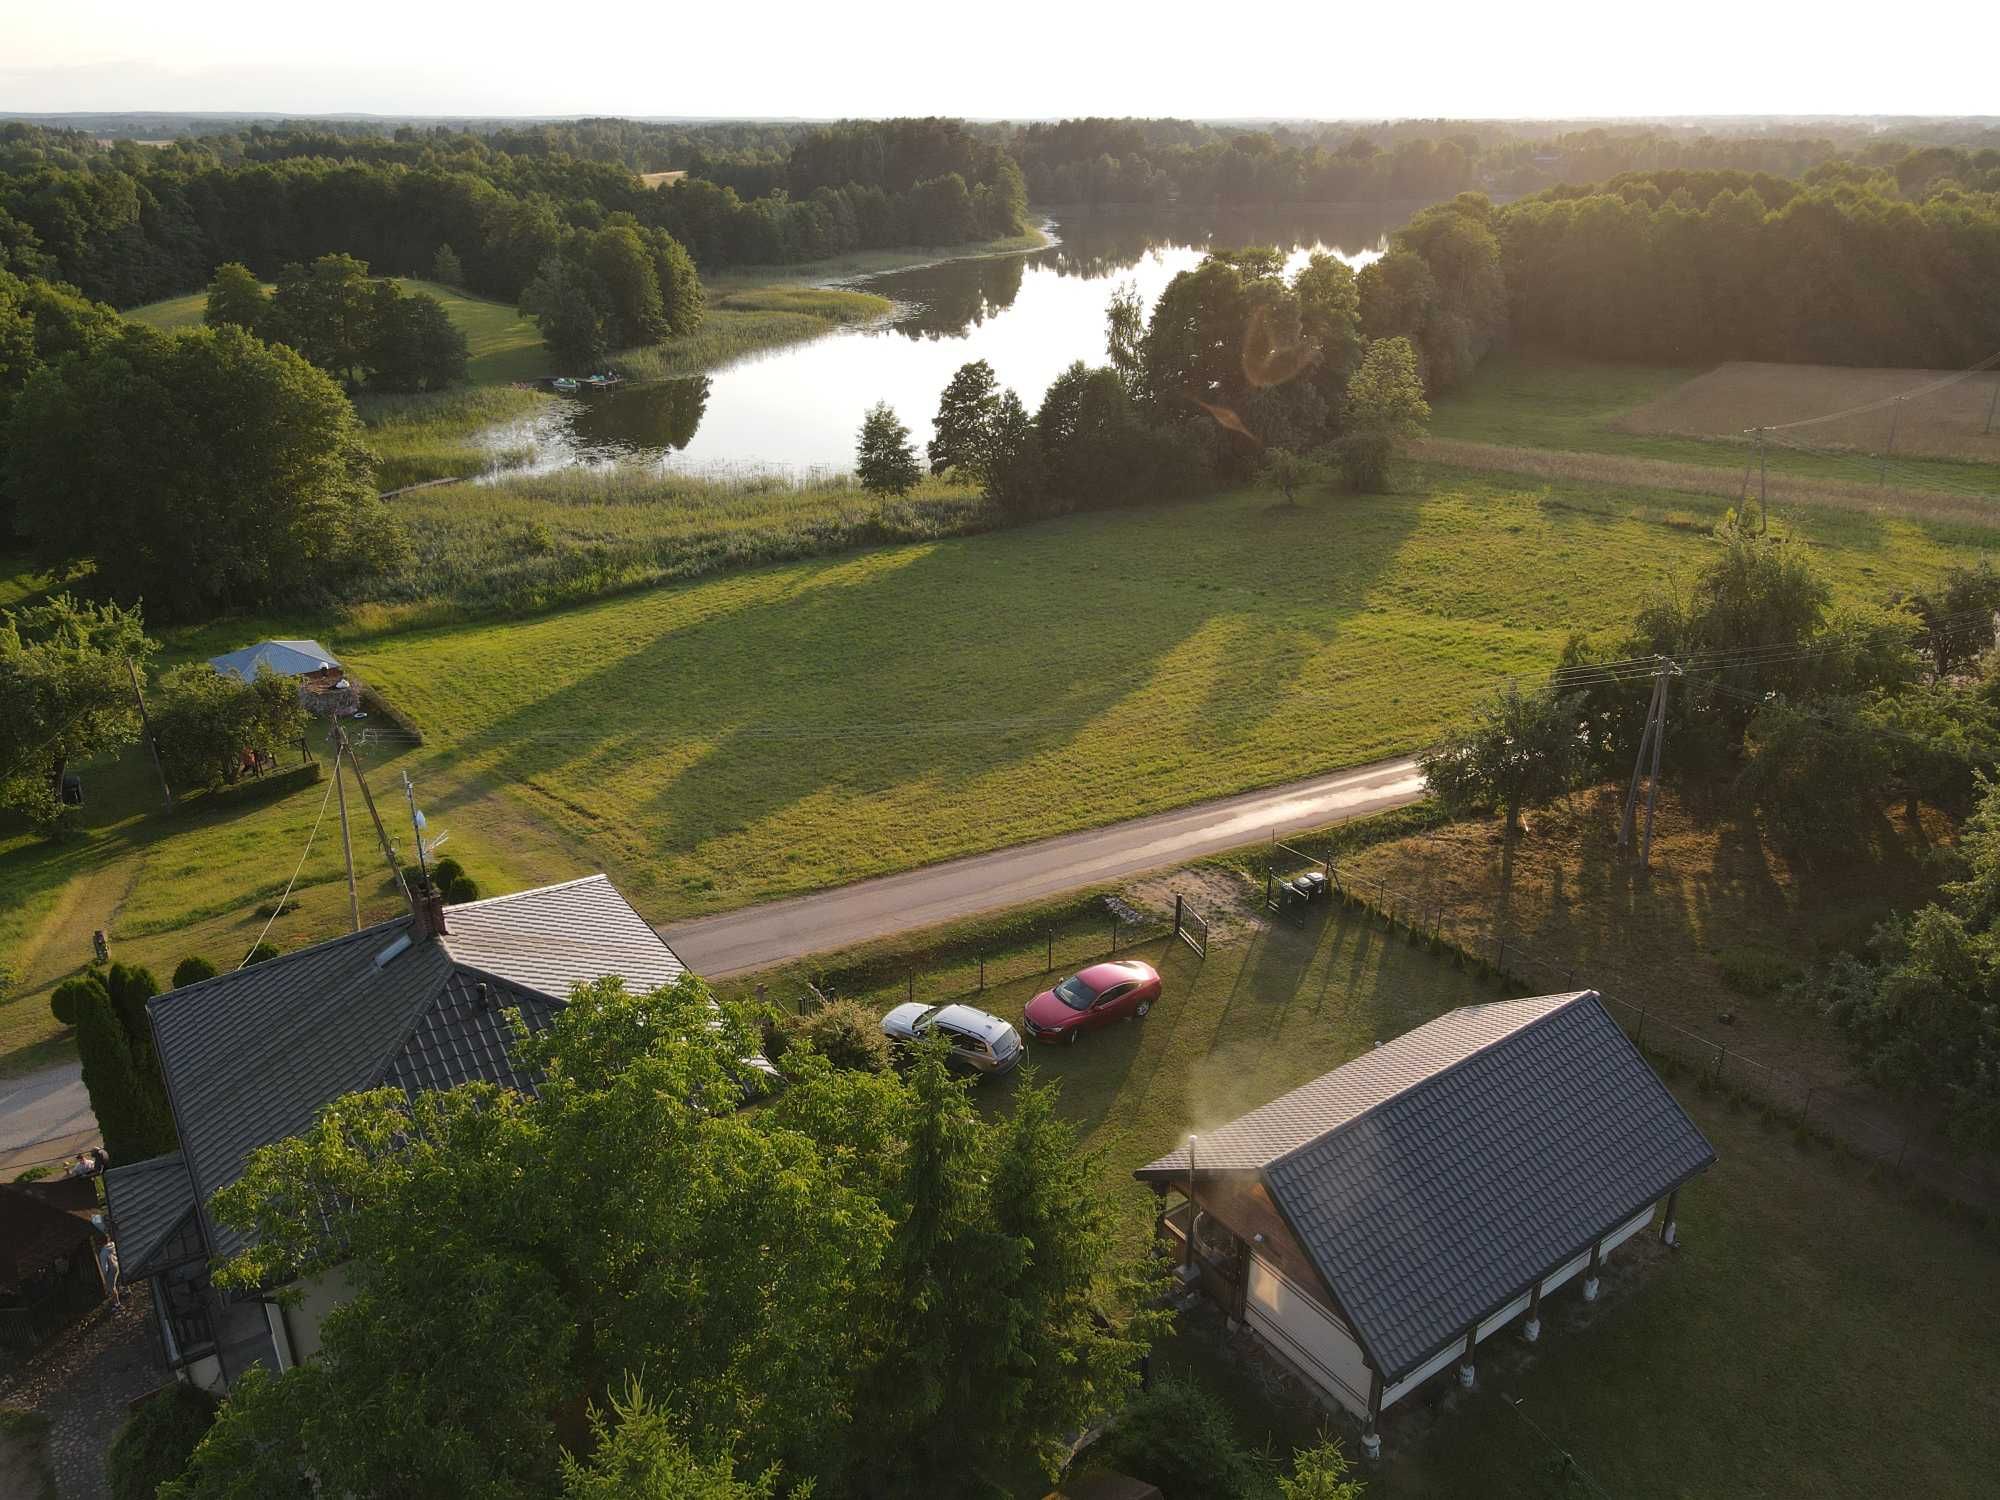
[153,664,310,793]
[201,262,268,337]
[0,595,155,834]
[269,254,375,386]
[1336,336,1429,490]
[169,979,1153,1498]
[927,359,999,477]
[1421,681,1584,834]
[6,325,408,620]
[856,401,921,496]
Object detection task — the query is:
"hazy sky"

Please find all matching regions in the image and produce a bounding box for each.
[4,1,1994,120]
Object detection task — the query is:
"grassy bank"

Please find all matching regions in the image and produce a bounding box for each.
[348,470,990,632]
[342,466,1996,920]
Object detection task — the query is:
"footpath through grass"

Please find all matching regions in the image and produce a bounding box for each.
[347,466,1996,920]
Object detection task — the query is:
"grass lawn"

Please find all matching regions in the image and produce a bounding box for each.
[342,466,1998,922]
[1429,350,2000,496]
[0,719,588,1073]
[797,887,2000,1497]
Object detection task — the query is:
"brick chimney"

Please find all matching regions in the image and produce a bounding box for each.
[411,881,449,940]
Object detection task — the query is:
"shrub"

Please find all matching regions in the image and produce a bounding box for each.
[781,999,891,1073]
[1089,1377,1268,1500]
[244,943,280,966]
[429,857,465,891]
[446,875,480,904]
[108,1383,220,1500]
[172,956,218,989]
[50,974,101,1027]
[1715,943,1800,997]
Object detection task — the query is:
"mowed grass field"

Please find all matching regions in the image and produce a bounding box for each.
[794,898,2000,1497]
[1616,360,2000,463]
[1429,350,2000,497]
[342,467,1998,922]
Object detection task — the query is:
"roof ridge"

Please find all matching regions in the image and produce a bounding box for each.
[147,913,414,1018]
[1266,991,1595,1174]
[441,872,610,915]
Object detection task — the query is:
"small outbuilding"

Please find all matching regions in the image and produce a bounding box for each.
[0,1179,105,1349]
[208,639,356,717]
[1137,991,1714,1456]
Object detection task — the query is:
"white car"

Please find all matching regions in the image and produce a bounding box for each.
[879,1002,1023,1075]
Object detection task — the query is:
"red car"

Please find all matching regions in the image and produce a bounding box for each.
[1022,960,1162,1044]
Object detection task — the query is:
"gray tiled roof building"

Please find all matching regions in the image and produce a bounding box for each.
[1137,992,1714,1440]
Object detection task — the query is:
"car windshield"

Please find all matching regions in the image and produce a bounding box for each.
[1052,976,1097,1012]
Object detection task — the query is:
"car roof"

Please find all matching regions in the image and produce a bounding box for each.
[932,1004,1013,1043]
[1076,961,1150,988]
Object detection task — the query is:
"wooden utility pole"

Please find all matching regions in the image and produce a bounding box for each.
[1640,668,1670,867]
[1619,669,1665,850]
[126,658,173,809]
[1879,397,1902,489]
[331,738,360,932]
[1619,658,1679,867]
[1985,377,1999,436]
[334,725,412,910]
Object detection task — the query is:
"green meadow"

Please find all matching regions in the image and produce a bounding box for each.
[343,467,1994,921]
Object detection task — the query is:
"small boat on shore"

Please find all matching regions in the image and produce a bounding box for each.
[550,376,580,394]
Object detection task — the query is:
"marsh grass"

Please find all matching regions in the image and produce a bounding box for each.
[358,386,551,491]
[611,285,891,381]
[349,468,991,630]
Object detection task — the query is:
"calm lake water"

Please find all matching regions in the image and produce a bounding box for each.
[481,205,1425,478]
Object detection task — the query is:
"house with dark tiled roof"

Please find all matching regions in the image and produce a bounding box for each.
[103,875,693,1391]
[1136,991,1714,1456]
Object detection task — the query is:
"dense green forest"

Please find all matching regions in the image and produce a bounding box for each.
[998,117,2000,207]
[0,117,1028,308]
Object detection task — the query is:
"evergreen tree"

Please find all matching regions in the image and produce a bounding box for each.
[856,401,921,496]
[429,243,465,288]
[75,973,174,1162]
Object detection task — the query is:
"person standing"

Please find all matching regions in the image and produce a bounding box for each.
[96,1234,121,1309]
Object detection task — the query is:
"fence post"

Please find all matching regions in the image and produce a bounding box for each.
[907,972,914,1003]
[1047,930,1054,971]
[978,955,985,992]
[1111,917,1118,955]
[1175,894,1183,942]
[1635,1006,1648,1046]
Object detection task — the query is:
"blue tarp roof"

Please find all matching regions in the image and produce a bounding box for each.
[207,639,339,681]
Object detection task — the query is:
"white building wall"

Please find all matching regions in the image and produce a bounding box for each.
[1243,1254,1374,1417]
[286,1264,355,1365]
[1382,1201,1662,1411]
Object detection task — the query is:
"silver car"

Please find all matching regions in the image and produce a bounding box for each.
[879,1002,1023,1075]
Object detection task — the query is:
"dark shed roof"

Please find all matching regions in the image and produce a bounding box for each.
[0,1183,94,1293]
[147,875,687,1262]
[1138,992,1715,1381]
[102,1153,199,1277]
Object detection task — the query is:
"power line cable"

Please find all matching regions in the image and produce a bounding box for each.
[237,768,338,969]
[1755,348,2000,434]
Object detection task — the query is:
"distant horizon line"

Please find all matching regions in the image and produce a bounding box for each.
[5,110,1998,128]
